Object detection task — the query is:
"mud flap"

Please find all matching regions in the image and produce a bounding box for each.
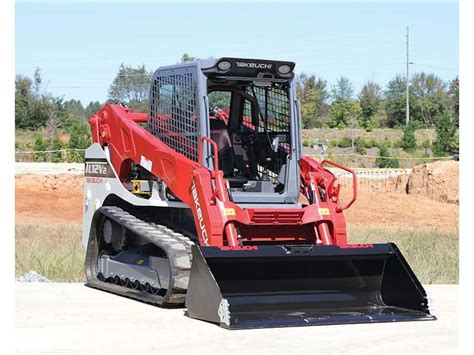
[185,244,436,329]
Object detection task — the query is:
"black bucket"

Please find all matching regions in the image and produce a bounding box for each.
[185,244,435,329]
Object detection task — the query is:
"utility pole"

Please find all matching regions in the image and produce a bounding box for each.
[406,26,410,125]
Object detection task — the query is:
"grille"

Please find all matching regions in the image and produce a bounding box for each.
[148,67,200,161]
[249,210,304,225]
[243,86,291,179]
[244,86,290,134]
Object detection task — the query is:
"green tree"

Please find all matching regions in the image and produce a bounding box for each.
[68,119,91,162]
[64,99,86,120]
[85,101,103,118]
[354,138,367,155]
[51,135,65,163]
[108,64,152,112]
[15,68,72,132]
[329,100,360,130]
[33,135,48,162]
[410,72,449,128]
[358,81,382,131]
[375,144,400,168]
[180,53,197,63]
[15,74,35,129]
[331,76,353,102]
[15,73,48,129]
[329,77,358,129]
[448,76,459,126]
[434,110,458,156]
[296,74,329,128]
[384,74,410,128]
[400,122,418,152]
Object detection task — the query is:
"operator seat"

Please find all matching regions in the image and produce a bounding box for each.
[210,119,248,188]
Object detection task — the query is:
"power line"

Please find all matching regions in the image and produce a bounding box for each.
[410,63,457,72]
[49,85,106,89]
[305,63,403,75]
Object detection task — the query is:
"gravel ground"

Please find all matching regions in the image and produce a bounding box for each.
[16,271,51,283]
[15,162,84,175]
[16,283,458,353]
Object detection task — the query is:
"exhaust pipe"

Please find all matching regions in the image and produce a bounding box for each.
[185,244,435,329]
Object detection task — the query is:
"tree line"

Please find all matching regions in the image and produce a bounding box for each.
[297,72,458,131]
[15,57,459,161]
[296,72,459,158]
[15,68,101,161]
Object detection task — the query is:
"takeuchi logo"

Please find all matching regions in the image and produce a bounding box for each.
[191,182,209,245]
[235,61,273,70]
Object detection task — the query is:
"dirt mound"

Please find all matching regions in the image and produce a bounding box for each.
[15,174,84,224]
[406,161,459,204]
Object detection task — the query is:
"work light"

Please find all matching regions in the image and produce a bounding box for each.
[217,61,232,71]
[277,64,292,75]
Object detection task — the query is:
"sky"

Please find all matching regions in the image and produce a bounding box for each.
[15,0,459,105]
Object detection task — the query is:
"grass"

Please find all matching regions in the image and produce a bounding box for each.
[348,225,458,284]
[15,223,85,282]
[302,128,436,145]
[301,128,441,169]
[15,129,42,149]
[15,222,458,284]
[309,149,436,169]
[15,129,70,150]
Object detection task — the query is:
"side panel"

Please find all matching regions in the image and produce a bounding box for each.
[81,143,186,247]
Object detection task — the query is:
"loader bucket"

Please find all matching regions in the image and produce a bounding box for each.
[185,243,435,329]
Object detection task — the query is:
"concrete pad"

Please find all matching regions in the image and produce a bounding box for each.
[16,283,458,353]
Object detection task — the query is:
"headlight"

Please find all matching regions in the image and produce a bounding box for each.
[217,61,232,71]
[277,64,292,75]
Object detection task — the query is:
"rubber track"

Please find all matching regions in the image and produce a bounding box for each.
[85,206,194,306]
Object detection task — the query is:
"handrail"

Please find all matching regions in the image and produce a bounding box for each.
[197,136,238,246]
[321,159,357,212]
[198,136,219,173]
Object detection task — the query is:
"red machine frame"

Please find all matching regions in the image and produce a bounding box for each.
[89,104,357,248]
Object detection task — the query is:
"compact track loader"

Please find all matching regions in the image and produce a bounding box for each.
[83,57,435,329]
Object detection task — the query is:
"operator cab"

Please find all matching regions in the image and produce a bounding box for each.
[207,92,287,193]
[148,57,301,204]
[203,58,299,203]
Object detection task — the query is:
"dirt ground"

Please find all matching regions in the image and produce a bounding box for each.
[343,190,458,233]
[15,174,84,224]
[15,169,458,234]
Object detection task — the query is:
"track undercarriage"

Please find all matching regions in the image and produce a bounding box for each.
[85,207,193,306]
